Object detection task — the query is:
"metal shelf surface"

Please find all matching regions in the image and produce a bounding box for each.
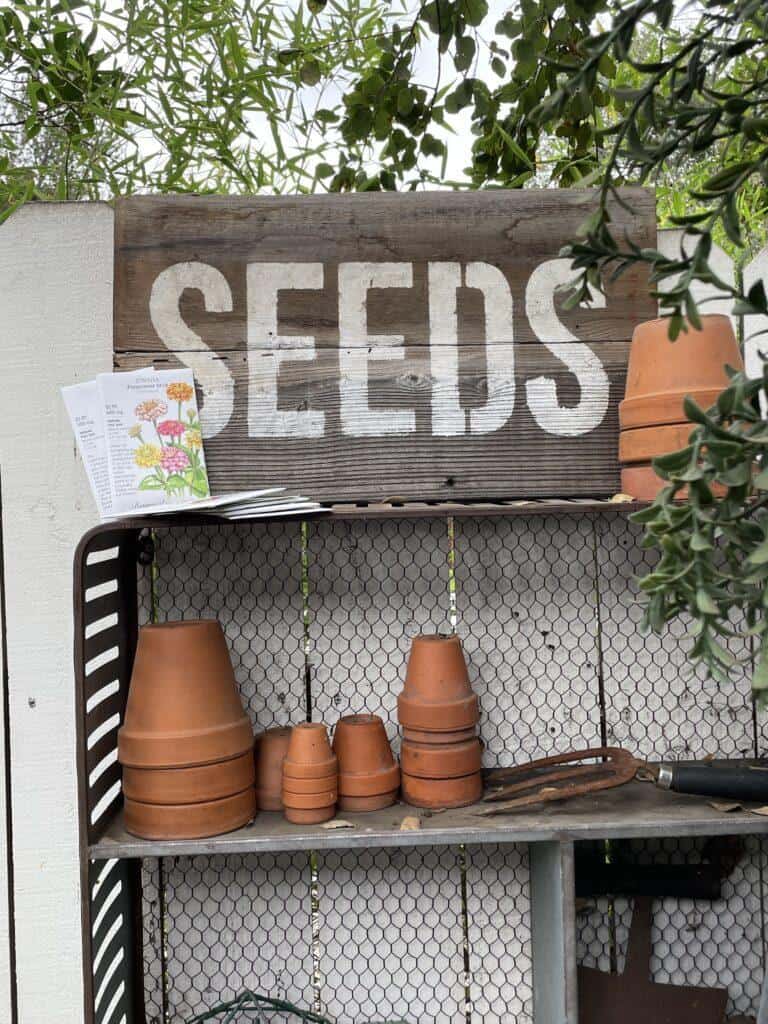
[91,781,768,860]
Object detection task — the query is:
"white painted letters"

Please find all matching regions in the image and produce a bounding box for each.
[338,262,416,437]
[149,261,235,438]
[525,258,609,437]
[247,263,325,438]
[465,262,516,435]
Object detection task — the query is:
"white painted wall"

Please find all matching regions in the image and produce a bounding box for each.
[0,203,113,1024]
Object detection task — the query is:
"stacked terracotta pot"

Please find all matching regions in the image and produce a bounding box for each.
[118,620,256,839]
[254,726,292,811]
[333,714,400,811]
[619,314,743,500]
[282,723,338,824]
[398,633,482,809]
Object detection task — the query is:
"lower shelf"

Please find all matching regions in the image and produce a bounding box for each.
[90,781,768,859]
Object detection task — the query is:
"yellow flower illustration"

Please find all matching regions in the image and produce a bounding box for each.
[166,381,194,402]
[134,443,163,468]
[184,428,202,450]
[128,424,142,439]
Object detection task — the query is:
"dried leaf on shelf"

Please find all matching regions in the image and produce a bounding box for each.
[748,805,768,817]
[708,800,743,813]
[399,815,421,831]
[320,819,354,830]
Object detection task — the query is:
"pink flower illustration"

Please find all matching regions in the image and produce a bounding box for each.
[157,419,185,438]
[160,447,190,473]
[135,399,167,422]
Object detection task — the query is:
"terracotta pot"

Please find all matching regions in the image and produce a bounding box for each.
[621,463,726,502]
[619,423,694,465]
[401,771,482,809]
[124,787,256,840]
[622,314,741,418]
[282,723,337,778]
[254,727,292,811]
[333,714,400,796]
[282,773,338,795]
[123,751,255,805]
[281,789,337,809]
[403,725,478,745]
[284,805,336,825]
[398,634,479,732]
[338,790,398,812]
[118,620,252,769]
[619,386,724,430]
[401,738,482,780]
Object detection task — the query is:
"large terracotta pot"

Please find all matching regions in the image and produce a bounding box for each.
[282,723,337,778]
[398,634,479,732]
[401,771,482,809]
[254,727,292,811]
[124,787,256,840]
[123,751,255,805]
[401,738,481,780]
[333,714,399,805]
[118,620,252,769]
[619,314,742,430]
[618,423,694,465]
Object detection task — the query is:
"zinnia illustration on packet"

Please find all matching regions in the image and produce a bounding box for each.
[130,381,209,500]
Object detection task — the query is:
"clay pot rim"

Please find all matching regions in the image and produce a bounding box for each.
[403,726,477,744]
[401,770,482,809]
[633,313,731,332]
[123,788,256,840]
[334,713,382,727]
[282,775,339,794]
[282,790,337,809]
[619,423,695,465]
[141,618,220,631]
[122,751,256,805]
[401,738,481,779]
[339,763,401,796]
[283,756,337,779]
[338,790,399,812]
[398,694,479,730]
[118,720,254,769]
[120,716,253,744]
[284,806,335,824]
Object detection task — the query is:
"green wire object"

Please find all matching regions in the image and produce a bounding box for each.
[186,991,334,1024]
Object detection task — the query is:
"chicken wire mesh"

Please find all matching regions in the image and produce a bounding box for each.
[129,512,764,1022]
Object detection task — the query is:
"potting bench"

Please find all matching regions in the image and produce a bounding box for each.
[75,499,767,1024]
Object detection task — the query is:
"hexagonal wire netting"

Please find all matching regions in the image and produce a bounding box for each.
[136,513,764,1022]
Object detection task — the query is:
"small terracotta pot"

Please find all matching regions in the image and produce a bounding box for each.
[619,386,724,430]
[282,773,338,795]
[282,723,337,778]
[619,423,694,465]
[333,714,400,797]
[281,789,337,809]
[403,725,477,745]
[254,727,292,811]
[338,790,398,812]
[620,463,726,502]
[401,738,482,780]
[118,620,253,769]
[124,788,256,840]
[123,751,255,805]
[284,805,336,825]
[398,633,479,732]
[401,771,482,809]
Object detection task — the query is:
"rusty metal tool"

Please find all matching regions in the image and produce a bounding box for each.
[477,748,768,815]
[477,747,637,814]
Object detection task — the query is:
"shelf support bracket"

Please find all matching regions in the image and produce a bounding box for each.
[530,840,578,1024]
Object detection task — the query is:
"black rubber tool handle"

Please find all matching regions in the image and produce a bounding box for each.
[668,762,768,802]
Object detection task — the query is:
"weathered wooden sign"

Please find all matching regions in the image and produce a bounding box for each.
[114,189,656,501]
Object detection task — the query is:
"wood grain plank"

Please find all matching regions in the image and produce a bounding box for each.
[116,341,629,501]
[115,189,655,352]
